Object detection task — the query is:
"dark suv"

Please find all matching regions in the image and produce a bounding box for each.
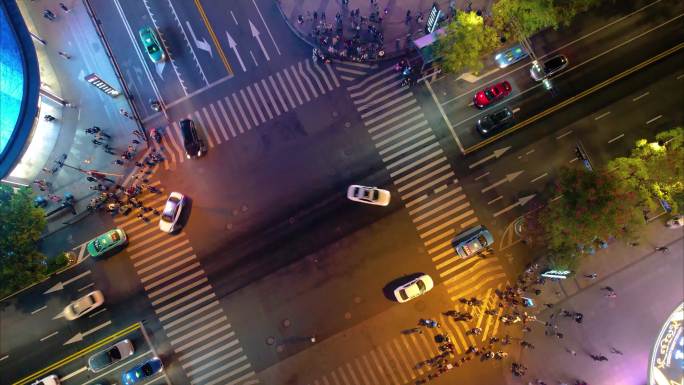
[476,106,515,136]
[180,119,203,159]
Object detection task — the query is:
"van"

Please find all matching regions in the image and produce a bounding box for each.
[180,119,203,159]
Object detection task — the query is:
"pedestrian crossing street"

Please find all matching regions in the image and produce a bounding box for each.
[334,61,378,82]
[157,59,341,169]
[112,184,258,385]
[347,66,509,304]
[304,282,512,385]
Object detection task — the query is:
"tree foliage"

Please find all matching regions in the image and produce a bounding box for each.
[435,11,500,74]
[0,185,47,298]
[492,0,559,42]
[552,0,605,26]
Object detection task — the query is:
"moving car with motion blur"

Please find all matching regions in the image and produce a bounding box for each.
[31,375,59,385]
[64,290,104,321]
[494,43,528,68]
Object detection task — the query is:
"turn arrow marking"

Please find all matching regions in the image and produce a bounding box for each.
[185,21,213,57]
[44,270,91,294]
[249,20,270,61]
[481,170,524,193]
[493,194,536,217]
[226,31,246,72]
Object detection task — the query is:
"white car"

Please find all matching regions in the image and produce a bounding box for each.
[32,375,59,385]
[347,185,391,206]
[666,214,683,228]
[88,339,135,372]
[394,274,434,303]
[64,290,104,320]
[159,192,185,233]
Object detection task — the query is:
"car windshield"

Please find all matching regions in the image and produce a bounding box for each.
[142,362,154,375]
[92,239,103,252]
[399,289,408,300]
[416,280,426,291]
[162,199,178,222]
[147,44,159,54]
[545,57,564,71]
[484,89,495,100]
[371,190,379,200]
[492,109,509,122]
[477,235,489,247]
[110,232,120,242]
[109,346,122,360]
[72,297,92,314]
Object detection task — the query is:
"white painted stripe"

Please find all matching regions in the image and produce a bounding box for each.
[253,82,274,120]
[399,335,424,376]
[365,99,417,126]
[131,238,188,264]
[31,305,47,314]
[329,369,343,385]
[336,66,366,75]
[377,126,432,155]
[305,59,326,95]
[355,78,403,105]
[646,114,662,124]
[156,285,213,314]
[340,75,355,81]
[358,87,405,111]
[291,64,313,101]
[372,117,426,142]
[382,135,435,163]
[192,111,214,148]
[277,71,298,108]
[152,277,209,307]
[217,99,237,137]
[268,75,289,112]
[343,61,373,69]
[488,195,503,204]
[239,89,259,127]
[148,269,203,299]
[297,62,318,99]
[345,362,362,385]
[361,354,380,385]
[389,148,443,178]
[260,78,281,116]
[180,335,239,366]
[361,92,414,119]
[324,62,340,88]
[163,300,219,330]
[201,107,222,144]
[170,316,227,345]
[409,186,461,216]
[282,67,304,105]
[556,130,572,140]
[246,86,266,124]
[312,61,334,91]
[127,231,167,252]
[354,357,372,385]
[414,193,466,224]
[141,255,196,283]
[347,65,393,92]
[392,338,415,381]
[397,164,452,193]
[78,282,95,292]
[350,73,397,99]
[159,293,216,323]
[40,331,58,341]
[460,216,479,229]
[367,106,422,134]
[608,133,625,143]
[401,172,454,201]
[377,345,402,384]
[168,308,224,337]
[386,142,439,170]
[187,348,245,378]
[137,246,193,274]
[530,173,548,183]
[204,364,254,385]
[209,103,229,141]
[632,91,650,101]
[173,324,230,351]
[419,209,474,239]
[227,95,248,133]
[394,156,446,185]
[417,202,470,231]
[166,122,186,163]
[369,350,389,385]
[143,263,201,291]
[594,111,611,120]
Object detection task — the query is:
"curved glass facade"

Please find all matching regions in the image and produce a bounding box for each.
[0,3,24,158]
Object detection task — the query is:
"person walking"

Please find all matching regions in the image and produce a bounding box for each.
[58,51,71,59]
[43,9,56,21]
[584,273,598,279]
[92,139,102,145]
[655,246,670,253]
[59,2,70,13]
[565,347,576,356]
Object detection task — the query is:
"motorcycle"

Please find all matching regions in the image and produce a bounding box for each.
[418,319,440,328]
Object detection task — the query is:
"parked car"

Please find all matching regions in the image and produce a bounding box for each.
[180,119,203,159]
[31,375,59,385]
[159,192,185,233]
[138,27,165,63]
[530,54,569,81]
[473,81,512,109]
[64,290,104,320]
[494,43,528,68]
[476,106,515,136]
[347,185,391,206]
[122,356,163,385]
[87,228,127,258]
[88,339,135,373]
[452,225,494,259]
[394,274,434,303]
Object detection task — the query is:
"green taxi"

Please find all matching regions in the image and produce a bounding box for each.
[87,228,128,258]
[138,27,165,63]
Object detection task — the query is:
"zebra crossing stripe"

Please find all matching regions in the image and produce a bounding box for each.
[354,78,403,105]
[201,108,222,145]
[418,197,468,228]
[152,277,208,307]
[209,103,229,141]
[357,87,405,112]
[336,66,366,76]
[137,246,193,275]
[348,66,393,93]
[290,65,312,101]
[312,61,334,91]
[365,99,417,126]
[366,106,422,133]
[260,78,280,116]
[282,68,304,105]
[398,335,424,376]
[164,300,220,330]
[253,82,274,120]
[245,86,266,124]
[226,96,247,133]
[173,323,230,351]
[171,315,227,345]
[148,269,202,299]
[159,293,216,323]
[166,307,221,337]
[343,61,374,69]
[268,75,289,112]
[400,166,456,195]
[329,369,342,385]
[324,63,340,88]
[217,99,237,137]
[340,75,355,82]
[193,112,215,148]
[155,284,213,314]
[378,344,403,385]
[372,116,426,142]
[167,122,186,163]
[207,366,255,385]
[239,90,259,127]
[276,72,298,108]
[142,255,196,283]
[382,135,435,163]
[394,156,446,186]
[408,186,462,216]
[353,357,371,385]
[361,354,379,385]
[361,91,413,119]
[460,216,479,229]
[179,336,239,366]
[144,263,200,291]
[386,142,440,170]
[445,263,503,291]
[305,60,326,95]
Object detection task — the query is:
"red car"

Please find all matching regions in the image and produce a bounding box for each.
[473,81,512,108]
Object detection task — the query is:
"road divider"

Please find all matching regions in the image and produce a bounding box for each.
[12,323,140,385]
[464,42,684,155]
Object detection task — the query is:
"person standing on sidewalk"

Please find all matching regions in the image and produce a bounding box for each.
[58,51,71,59]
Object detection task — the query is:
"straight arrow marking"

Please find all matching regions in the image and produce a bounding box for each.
[481,170,524,193]
[44,270,91,294]
[64,320,112,345]
[493,194,536,217]
[468,146,511,169]
[226,31,246,72]
[249,20,270,61]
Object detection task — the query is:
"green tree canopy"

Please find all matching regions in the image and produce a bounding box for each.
[552,0,605,26]
[0,185,47,297]
[492,0,559,42]
[435,11,500,74]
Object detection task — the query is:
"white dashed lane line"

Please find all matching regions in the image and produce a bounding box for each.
[608,133,625,143]
[646,115,662,124]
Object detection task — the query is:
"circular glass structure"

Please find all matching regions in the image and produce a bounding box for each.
[649,302,683,385]
[0,2,24,157]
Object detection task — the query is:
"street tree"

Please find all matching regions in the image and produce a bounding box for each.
[0,185,47,298]
[435,11,500,74]
[492,0,559,43]
[540,167,644,265]
[552,0,606,26]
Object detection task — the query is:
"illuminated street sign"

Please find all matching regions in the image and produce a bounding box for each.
[425,3,442,34]
[541,270,571,279]
[84,73,120,97]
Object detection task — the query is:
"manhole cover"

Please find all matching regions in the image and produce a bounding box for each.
[282,319,291,328]
[344,312,352,319]
[266,336,275,345]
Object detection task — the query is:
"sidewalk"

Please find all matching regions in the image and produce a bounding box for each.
[277,0,494,62]
[14,1,144,236]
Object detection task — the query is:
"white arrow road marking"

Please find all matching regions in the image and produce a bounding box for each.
[226,31,246,72]
[184,21,212,57]
[155,61,166,79]
[249,20,270,61]
[64,321,112,345]
[494,194,536,217]
[61,366,88,381]
[44,270,91,294]
[481,170,524,193]
[0,355,8,362]
[468,146,512,169]
[251,0,281,55]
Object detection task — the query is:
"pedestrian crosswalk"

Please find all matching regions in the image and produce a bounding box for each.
[112,185,258,385]
[304,282,512,385]
[156,59,341,169]
[334,61,378,82]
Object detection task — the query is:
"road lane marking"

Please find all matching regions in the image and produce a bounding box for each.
[475,171,490,181]
[608,133,625,143]
[251,0,281,55]
[259,79,280,116]
[268,75,289,112]
[225,96,246,133]
[594,111,611,120]
[40,331,59,342]
[246,85,266,123]
[488,196,503,205]
[676,73,684,80]
[570,157,579,163]
[61,366,87,381]
[209,103,229,140]
[216,99,237,137]
[194,0,233,75]
[78,282,95,292]
[249,50,258,66]
[88,308,107,318]
[526,149,535,155]
[230,10,238,25]
[239,90,259,127]
[193,111,215,148]
[31,305,47,315]
[425,80,465,153]
[0,355,8,362]
[632,91,650,101]
[556,130,572,140]
[551,194,563,201]
[530,172,548,183]
[646,114,662,124]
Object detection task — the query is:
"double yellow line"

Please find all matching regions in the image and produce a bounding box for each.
[464,42,684,155]
[13,323,141,385]
[194,0,233,76]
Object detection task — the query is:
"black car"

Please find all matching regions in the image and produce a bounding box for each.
[530,54,569,81]
[180,119,203,159]
[476,106,515,136]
